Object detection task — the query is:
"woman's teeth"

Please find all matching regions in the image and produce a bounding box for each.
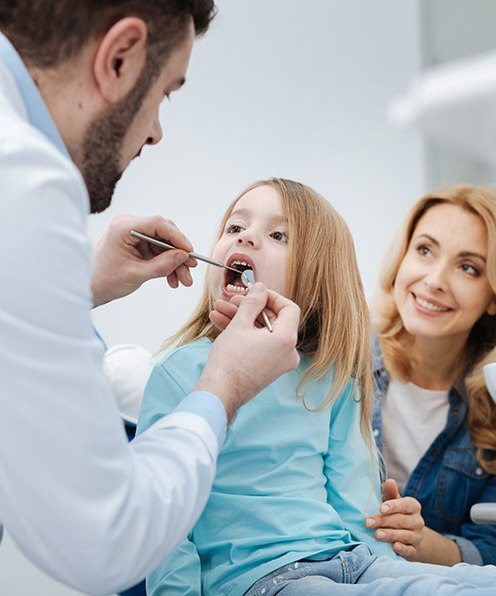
[415,296,449,312]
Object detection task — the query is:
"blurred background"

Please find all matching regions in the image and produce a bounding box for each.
[3,0,496,594]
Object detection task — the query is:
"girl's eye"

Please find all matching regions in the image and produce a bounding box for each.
[460,263,480,276]
[271,230,288,243]
[226,224,243,234]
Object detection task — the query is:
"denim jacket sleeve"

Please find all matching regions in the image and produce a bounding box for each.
[440,459,496,565]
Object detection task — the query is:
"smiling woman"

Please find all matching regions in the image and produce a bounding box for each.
[368,185,496,567]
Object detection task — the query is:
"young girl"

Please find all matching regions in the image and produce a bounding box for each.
[138,179,496,595]
[366,186,496,566]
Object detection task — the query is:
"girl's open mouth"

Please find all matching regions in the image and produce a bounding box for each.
[223,254,256,295]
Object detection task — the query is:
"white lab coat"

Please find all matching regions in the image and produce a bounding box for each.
[0,53,221,595]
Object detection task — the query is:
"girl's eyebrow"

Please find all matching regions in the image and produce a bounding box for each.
[229,208,287,225]
[414,233,487,263]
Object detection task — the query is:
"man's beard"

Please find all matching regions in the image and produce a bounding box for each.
[80,61,158,214]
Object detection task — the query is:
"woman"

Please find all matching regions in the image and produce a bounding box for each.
[366,185,496,566]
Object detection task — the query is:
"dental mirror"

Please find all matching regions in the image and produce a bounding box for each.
[240,269,273,332]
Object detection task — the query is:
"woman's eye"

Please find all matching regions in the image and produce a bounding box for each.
[226,224,243,234]
[271,231,288,243]
[417,245,431,257]
[460,263,479,276]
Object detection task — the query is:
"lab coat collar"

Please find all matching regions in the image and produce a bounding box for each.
[0,33,70,159]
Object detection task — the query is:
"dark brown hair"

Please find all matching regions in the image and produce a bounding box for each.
[0,0,216,69]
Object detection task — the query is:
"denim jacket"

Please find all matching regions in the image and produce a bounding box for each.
[372,340,496,565]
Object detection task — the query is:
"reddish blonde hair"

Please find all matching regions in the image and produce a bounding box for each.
[371,185,496,473]
[165,178,374,442]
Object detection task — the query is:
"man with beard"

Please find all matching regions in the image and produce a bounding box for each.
[0,2,301,594]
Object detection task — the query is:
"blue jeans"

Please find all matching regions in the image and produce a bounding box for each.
[244,544,496,595]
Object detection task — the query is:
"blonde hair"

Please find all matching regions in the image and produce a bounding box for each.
[372,185,496,473]
[165,178,374,441]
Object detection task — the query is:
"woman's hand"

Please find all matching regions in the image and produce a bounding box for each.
[364,479,425,559]
[365,479,463,565]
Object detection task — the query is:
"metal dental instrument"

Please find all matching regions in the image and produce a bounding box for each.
[241,269,273,333]
[130,230,273,332]
[130,230,239,272]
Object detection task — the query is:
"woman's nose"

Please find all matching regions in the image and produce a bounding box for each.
[423,262,448,292]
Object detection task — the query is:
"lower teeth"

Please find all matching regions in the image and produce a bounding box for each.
[226,284,247,293]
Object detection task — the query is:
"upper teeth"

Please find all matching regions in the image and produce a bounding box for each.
[415,296,449,312]
[231,260,250,269]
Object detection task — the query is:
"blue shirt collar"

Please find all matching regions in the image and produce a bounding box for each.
[0,33,70,158]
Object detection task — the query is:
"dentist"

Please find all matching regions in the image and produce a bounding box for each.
[0,2,300,594]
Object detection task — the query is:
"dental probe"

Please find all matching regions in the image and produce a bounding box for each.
[130,230,273,332]
[130,230,240,272]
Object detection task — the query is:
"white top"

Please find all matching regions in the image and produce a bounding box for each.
[0,39,225,595]
[382,378,449,493]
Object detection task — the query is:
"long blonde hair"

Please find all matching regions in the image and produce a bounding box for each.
[372,185,496,473]
[165,178,374,441]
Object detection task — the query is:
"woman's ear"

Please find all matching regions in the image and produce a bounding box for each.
[92,17,148,103]
[486,297,496,316]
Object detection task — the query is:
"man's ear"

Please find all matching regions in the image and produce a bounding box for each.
[93,17,148,103]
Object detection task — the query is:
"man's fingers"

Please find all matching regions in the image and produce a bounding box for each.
[209,311,231,331]
[210,300,239,331]
[172,263,194,287]
[127,214,194,254]
[154,218,194,253]
[265,288,301,330]
[215,300,239,320]
[133,249,190,282]
[230,283,269,327]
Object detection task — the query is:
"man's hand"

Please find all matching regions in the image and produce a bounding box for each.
[195,283,300,422]
[92,215,197,307]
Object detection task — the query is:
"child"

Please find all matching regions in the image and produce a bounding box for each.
[138,179,496,595]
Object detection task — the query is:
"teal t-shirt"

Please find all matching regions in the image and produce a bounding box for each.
[138,339,396,595]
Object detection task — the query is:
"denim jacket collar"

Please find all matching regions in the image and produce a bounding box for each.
[371,337,467,455]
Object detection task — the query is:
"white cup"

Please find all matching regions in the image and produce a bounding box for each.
[483,362,496,404]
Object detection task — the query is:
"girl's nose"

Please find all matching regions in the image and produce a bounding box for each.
[236,230,256,247]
